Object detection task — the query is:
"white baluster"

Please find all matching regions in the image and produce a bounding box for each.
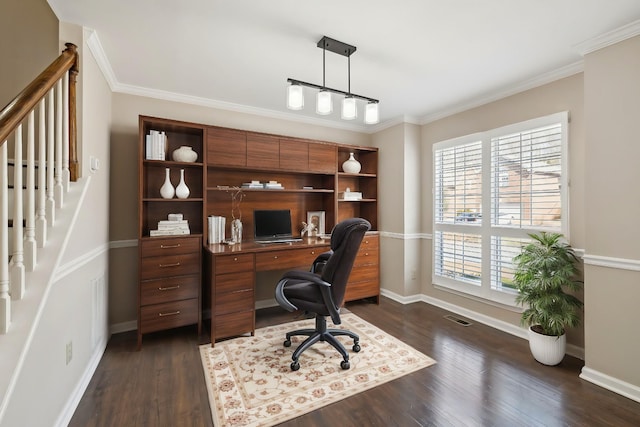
[36,99,47,248]
[62,71,70,192]
[10,125,25,300]
[1,140,10,333]
[24,110,36,272]
[55,79,63,208]
[46,89,55,225]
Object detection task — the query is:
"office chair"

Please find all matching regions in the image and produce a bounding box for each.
[275,218,371,371]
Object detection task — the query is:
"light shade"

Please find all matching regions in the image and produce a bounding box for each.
[341,96,357,120]
[286,83,304,110]
[364,101,379,125]
[316,90,333,115]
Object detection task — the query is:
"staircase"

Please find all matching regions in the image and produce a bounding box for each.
[0,43,81,418]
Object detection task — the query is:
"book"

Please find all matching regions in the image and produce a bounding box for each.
[208,215,226,244]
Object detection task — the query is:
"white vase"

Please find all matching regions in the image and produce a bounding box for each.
[175,169,190,199]
[528,326,566,366]
[172,146,198,162]
[342,152,361,174]
[160,168,175,199]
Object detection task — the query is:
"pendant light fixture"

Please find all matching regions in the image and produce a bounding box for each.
[287,36,379,124]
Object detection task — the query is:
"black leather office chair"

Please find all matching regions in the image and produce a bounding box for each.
[275,218,371,371]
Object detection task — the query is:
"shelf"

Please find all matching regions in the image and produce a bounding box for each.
[338,172,376,178]
[144,160,204,168]
[143,198,204,202]
[207,187,333,194]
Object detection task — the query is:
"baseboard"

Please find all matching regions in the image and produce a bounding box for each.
[380,288,585,360]
[580,366,640,403]
[54,336,109,427]
[110,320,137,334]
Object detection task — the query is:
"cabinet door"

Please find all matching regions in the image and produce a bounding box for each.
[309,142,336,173]
[280,138,308,171]
[247,133,279,169]
[207,127,246,167]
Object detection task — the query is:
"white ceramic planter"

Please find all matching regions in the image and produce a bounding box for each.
[528,327,566,366]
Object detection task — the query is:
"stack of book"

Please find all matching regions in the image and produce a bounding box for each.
[145,130,167,160]
[208,215,226,244]
[150,213,190,236]
[340,190,363,200]
[263,180,283,189]
[241,180,263,189]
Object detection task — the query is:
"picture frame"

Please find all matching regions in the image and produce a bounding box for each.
[307,211,326,237]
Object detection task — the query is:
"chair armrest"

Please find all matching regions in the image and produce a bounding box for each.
[280,270,331,287]
[311,251,332,274]
[279,270,341,324]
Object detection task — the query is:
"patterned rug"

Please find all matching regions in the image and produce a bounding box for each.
[199,313,436,426]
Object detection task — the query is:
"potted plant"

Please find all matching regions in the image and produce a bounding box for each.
[512,232,583,365]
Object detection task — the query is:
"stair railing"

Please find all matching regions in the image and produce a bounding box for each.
[0,43,79,334]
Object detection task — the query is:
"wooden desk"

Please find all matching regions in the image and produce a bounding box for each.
[204,238,331,345]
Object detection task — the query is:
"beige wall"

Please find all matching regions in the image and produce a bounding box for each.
[108,93,371,326]
[420,73,586,349]
[582,35,640,390]
[0,0,58,108]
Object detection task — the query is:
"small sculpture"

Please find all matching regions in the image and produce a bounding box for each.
[301,221,316,238]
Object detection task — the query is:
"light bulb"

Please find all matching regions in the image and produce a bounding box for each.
[364,101,379,124]
[316,90,333,115]
[286,83,304,110]
[341,96,357,120]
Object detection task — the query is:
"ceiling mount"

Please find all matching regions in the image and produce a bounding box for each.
[286,35,379,124]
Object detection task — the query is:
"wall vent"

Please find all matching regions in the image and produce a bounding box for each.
[444,314,472,326]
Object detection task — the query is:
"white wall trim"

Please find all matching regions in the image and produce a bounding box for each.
[110,320,137,335]
[573,19,640,56]
[420,61,584,125]
[54,336,108,427]
[85,28,118,92]
[379,231,432,240]
[380,288,584,360]
[580,366,640,404]
[583,254,640,272]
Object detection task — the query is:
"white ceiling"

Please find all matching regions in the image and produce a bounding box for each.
[48,0,640,132]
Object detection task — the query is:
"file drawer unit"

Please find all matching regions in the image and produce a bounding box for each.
[211,253,255,342]
[344,233,380,303]
[137,235,202,348]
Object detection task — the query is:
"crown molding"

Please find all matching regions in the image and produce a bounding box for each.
[420,60,584,125]
[84,28,118,92]
[573,19,640,56]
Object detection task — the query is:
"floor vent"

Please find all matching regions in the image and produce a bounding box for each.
[444,314,472,326]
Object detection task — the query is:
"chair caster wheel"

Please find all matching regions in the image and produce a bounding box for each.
[341,360,350,370]
[284,339,291,347]
[353,343,361,352]
[290,361,300,371]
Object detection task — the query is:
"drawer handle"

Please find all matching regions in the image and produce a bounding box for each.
[158,310,180,317]
[160,243,181,249]
[311,251,315,255]
[365,252,369,256]
[159,262,180,268]
[233,257,238,261]
[273,256,278,259]
[158,285,181,291]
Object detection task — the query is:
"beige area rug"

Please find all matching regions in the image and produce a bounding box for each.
[199,312,436,426]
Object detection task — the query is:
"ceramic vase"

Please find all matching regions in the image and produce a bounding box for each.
[172,145,198,162]
[160,168,175,199]
[342,152,361,173]
[175,169,190,199]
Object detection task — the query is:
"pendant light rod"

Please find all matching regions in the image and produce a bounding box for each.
[287,78,378,104]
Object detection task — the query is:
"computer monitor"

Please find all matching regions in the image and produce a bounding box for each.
[253,209,297,242]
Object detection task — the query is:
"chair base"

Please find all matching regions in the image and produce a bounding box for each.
[283,314,360,371]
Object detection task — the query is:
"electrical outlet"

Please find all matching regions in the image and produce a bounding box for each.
[411,270,417,280]
[66,341,73,365]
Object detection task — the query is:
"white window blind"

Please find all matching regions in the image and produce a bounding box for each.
[433,112,568,305]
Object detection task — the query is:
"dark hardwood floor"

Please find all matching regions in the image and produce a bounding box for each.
[70,298,640,426]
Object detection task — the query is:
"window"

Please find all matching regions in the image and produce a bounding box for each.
[433,112,568,305]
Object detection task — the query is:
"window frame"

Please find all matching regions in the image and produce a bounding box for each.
[432,112,569,307]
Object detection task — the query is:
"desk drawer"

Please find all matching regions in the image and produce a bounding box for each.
[345,279,379,301]
[215,271,254,294]
[348,265,379,283]
[140,274,200,306]
[214,311,254,340]
[354,245,379,267]
[140,299,199,334]
[141,236,201,258]
[255,247,328,271]
[215,253,254,275]
[215,288,254,314]
[140,253,201,280]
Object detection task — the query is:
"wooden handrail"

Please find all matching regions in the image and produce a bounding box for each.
[0,43,79,180]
